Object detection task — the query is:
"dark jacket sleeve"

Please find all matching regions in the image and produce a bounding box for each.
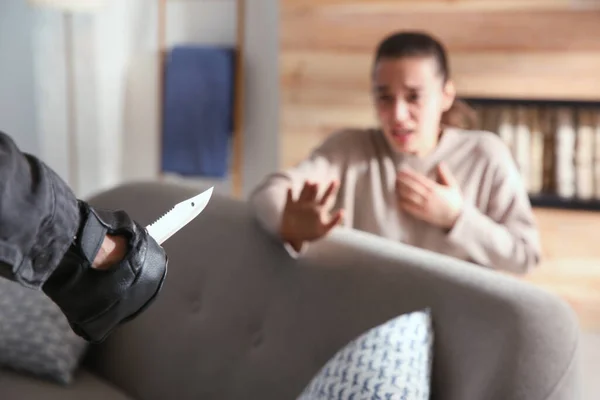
[0,131,168,343]
[0,131,80,287]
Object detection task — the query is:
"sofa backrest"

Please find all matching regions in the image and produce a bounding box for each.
[82,181,580,400]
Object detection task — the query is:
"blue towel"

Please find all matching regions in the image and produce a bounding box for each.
[161,46,235,178]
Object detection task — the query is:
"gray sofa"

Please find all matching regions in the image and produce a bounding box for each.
[0,181,582,399]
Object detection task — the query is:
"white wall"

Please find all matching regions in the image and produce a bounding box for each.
[241,0,280,197]
[0,0,39,155]
[28,0,279,200]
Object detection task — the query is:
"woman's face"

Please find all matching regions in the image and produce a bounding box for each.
[372,55,455,156]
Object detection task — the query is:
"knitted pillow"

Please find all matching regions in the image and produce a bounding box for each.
[298,309,433,400]
[0,278,89,385]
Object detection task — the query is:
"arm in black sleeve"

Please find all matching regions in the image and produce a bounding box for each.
[0,131,168,343]
[0,131,79,286]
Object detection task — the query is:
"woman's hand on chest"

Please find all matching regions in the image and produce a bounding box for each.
[395,163,464,230]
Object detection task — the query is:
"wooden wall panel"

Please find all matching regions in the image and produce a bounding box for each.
[282,50,600,103]
[280,1,600,169]
[284,0,594,11]
[525,208,600,332]
[285,0,600,14]
[282,9,600,53]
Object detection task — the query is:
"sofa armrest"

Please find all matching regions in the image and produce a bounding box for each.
[296,227,582,400]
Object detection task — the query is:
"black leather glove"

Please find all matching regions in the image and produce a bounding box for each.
[42,200,168,343]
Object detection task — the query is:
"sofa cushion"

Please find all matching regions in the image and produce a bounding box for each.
[0,368,134,400]
[0,279,89,385]
[297,309,433,400]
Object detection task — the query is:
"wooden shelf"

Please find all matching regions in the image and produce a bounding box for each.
[461,97,600,108]
[531,194,600,212]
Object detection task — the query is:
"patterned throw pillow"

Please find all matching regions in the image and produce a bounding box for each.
[298,309,433,400]
[0,278,89,385]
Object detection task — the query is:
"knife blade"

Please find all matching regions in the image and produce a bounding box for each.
[145,186,214,245]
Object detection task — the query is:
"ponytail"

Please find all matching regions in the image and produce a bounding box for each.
[441,99,478,130]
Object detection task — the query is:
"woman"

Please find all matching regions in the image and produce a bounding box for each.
[249,31,541,274]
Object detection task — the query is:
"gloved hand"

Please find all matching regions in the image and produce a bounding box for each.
[42,200,168,343]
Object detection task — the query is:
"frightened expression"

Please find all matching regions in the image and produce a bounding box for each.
[372,56,456,156]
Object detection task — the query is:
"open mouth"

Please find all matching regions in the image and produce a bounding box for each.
[391,130,414,144]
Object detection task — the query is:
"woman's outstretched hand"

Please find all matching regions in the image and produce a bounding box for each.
[279,180,344,252]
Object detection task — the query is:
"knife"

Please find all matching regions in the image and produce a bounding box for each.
[145,186,214,245]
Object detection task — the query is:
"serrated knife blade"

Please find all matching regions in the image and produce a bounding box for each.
[145,186,214,245]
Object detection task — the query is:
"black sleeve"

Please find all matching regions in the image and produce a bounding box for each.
[0,131,168,343]
[0,131,80,287]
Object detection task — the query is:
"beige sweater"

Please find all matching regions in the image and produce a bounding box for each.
[249,128,542,274]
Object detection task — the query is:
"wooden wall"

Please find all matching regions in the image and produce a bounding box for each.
[280,0,600,168]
